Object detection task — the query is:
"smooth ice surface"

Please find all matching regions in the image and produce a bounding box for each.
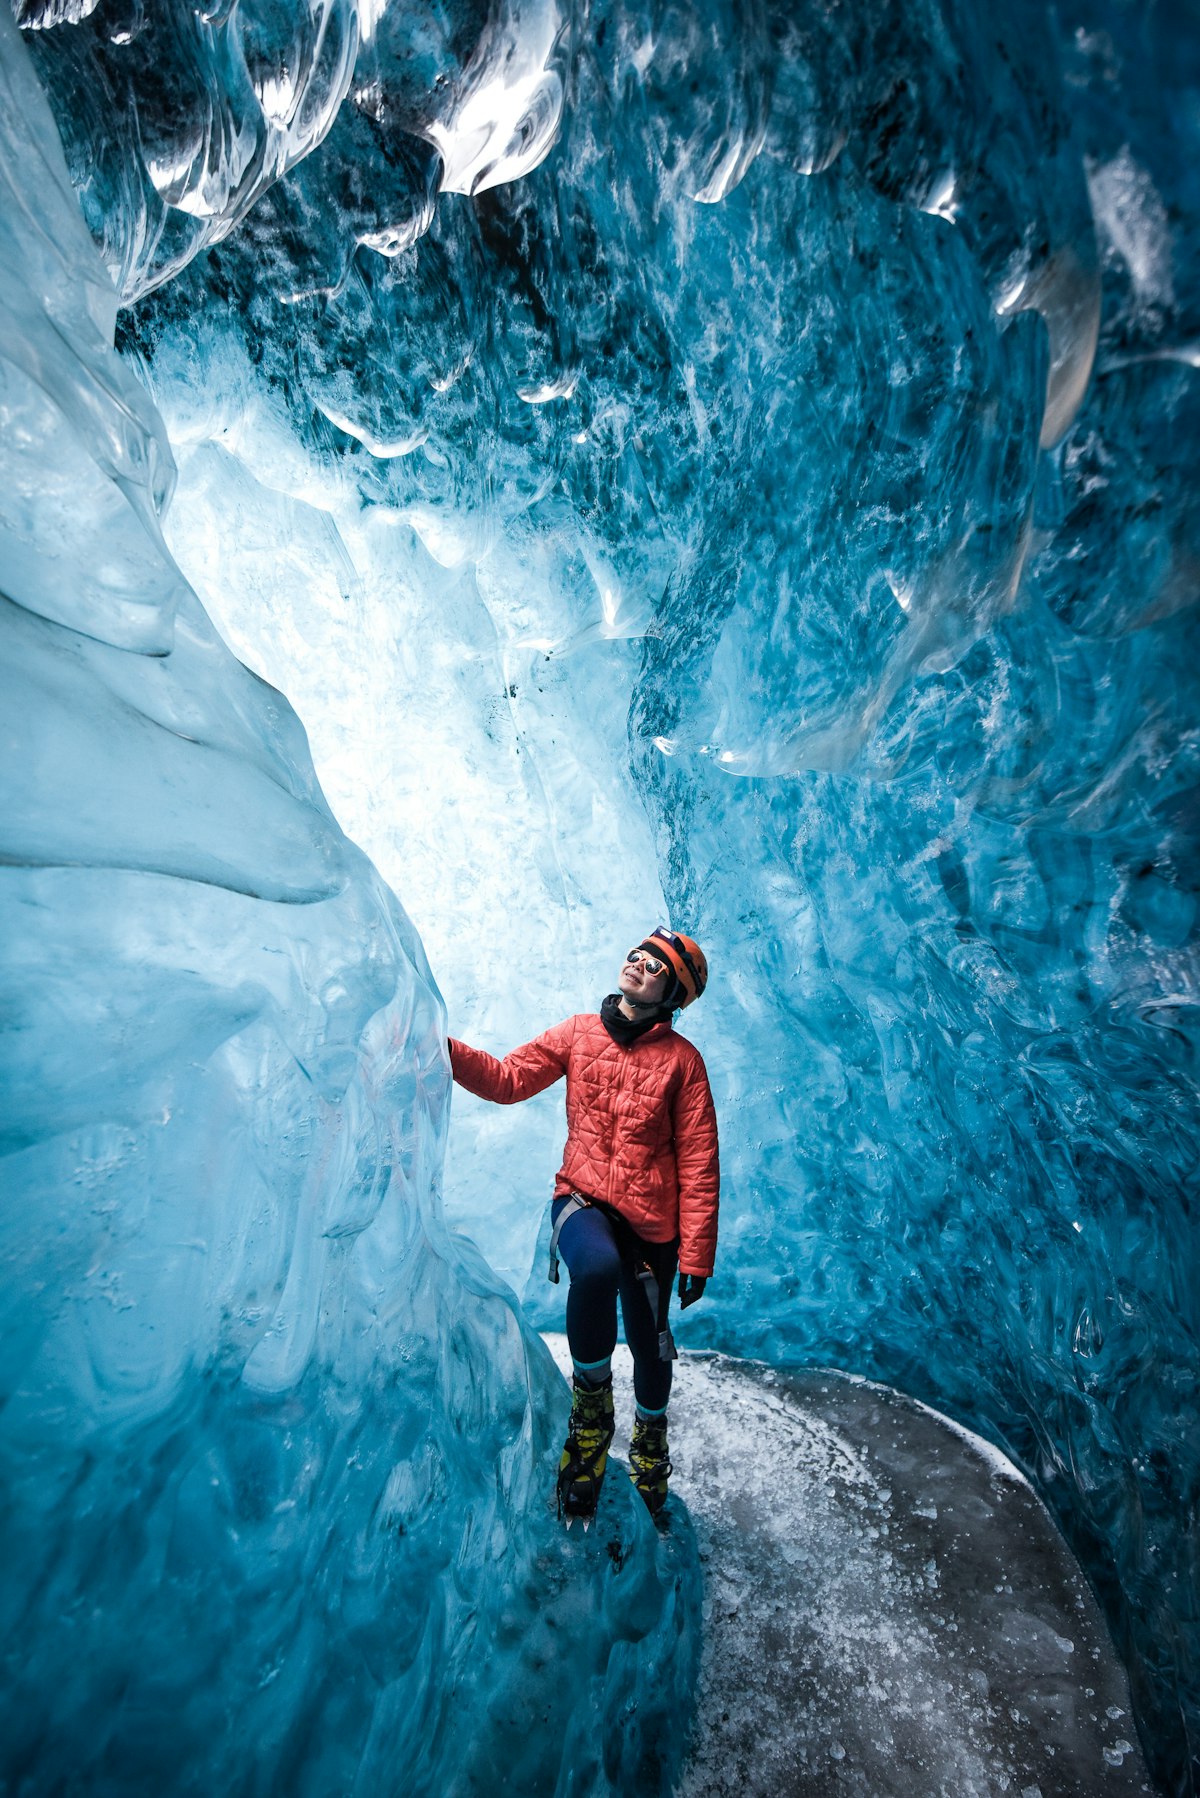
[546,1341,1152,1798]
[0,13,697,1793]
[14,0,1200,1791]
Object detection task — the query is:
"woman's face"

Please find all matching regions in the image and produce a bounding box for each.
[618,949,670,1009]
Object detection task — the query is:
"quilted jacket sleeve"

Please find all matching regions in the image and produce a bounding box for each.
[448,1018,574,1104]
[672,1051,720,1277]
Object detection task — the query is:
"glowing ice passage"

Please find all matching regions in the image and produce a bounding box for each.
[2,0,1197,1793]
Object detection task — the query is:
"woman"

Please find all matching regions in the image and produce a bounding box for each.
[448,927,719,1524]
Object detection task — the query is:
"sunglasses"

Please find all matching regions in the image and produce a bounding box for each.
[626,948,667,976]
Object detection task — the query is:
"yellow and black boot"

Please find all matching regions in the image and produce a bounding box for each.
[557,1375,615,1527]
[629,1413,671,1518]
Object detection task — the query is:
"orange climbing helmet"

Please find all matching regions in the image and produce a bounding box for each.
[634,926,708,1009]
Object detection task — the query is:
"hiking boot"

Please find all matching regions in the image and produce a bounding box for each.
[629,1413,671,1517]
[557,1375,615,1525]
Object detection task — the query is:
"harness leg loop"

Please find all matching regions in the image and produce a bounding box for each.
[547,1192,591,1284]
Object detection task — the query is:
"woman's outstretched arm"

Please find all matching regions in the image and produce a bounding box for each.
[448,1017,575,1104]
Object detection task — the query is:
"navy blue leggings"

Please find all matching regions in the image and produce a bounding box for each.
[551,1197,678,1412]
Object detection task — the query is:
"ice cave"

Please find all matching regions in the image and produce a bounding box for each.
[1,0,1197,1792]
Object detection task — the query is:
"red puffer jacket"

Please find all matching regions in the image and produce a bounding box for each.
[449,1014,719,1277]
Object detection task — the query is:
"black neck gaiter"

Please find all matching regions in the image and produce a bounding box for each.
[600,992,670,1046]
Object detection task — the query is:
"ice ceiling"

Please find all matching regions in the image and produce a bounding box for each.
[3,0,1198,1791]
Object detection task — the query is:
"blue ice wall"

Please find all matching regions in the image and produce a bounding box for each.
[0,11,697,1792]
[12,0,1200,1791]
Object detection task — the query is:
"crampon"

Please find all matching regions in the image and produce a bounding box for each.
[556,1375,615,1530]
[629,1412,671,1518]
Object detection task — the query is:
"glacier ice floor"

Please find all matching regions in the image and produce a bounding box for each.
[545,1338,1150,1797]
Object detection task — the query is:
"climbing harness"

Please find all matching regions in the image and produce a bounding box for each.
[547,1191,590,1283]
[635,1254,678,1363]
[548,1192,678,1362]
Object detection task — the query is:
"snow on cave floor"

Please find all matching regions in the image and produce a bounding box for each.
[543,1338,1151,1798]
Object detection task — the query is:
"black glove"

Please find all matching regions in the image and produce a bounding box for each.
[677,1273,707,1310]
